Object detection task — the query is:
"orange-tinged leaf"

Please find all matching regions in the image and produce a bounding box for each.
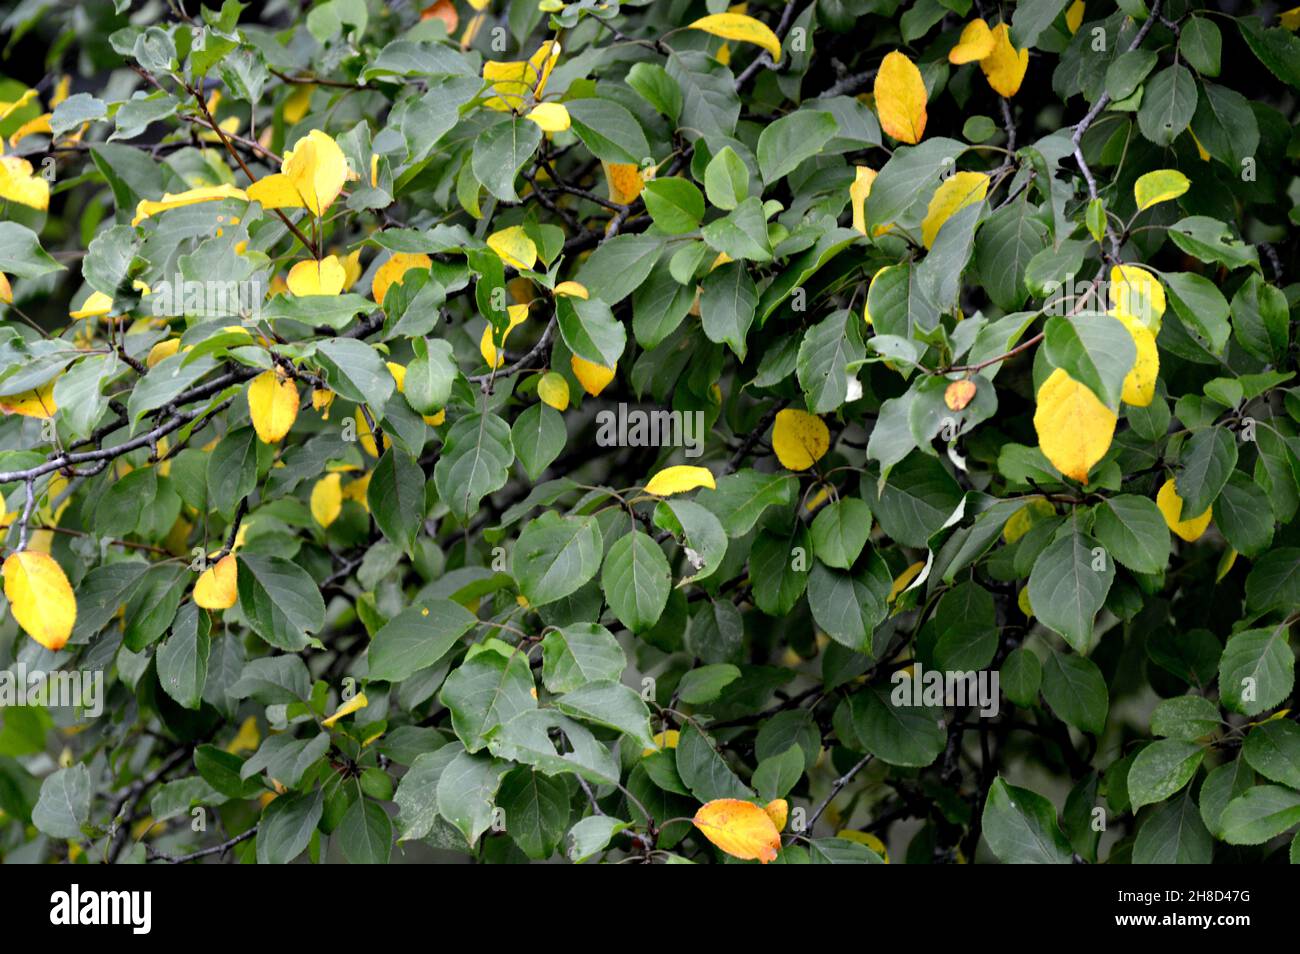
[420,0,458,31]
[603,161,646,205]
[644,465,716,497]
[1033,368,1116,483]
[2,551,77,650]
[771,408,830,471]
[692,798,782,863]
[570,354,616,395]
[193,554,238,610]
[981,23,1029,97]
[874,51,928,144]
[944,378,977,411]
[247,371,300,444]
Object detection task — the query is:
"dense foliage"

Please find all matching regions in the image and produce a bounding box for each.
[0,0,1298,865]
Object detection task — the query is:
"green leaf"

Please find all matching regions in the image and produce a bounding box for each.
[156,602,210,710]
[756,109,838,184]
[439,650,536,752]
[1027,531,1114,653]
[436,749,510,847]
[554,680,654,749]
[32,765,92,839]
[367,601,478,683]
[703,145,749,210]
[540,623,626,694]
[1041,650,1109,736]
[236,553,327,651]
[1092,495,1170,574]
[567,98,651,165]
[642,177,705,234]
[1128,740,1205,811]
[1220,786,1300,845]
[1136,64,1198,146]
[601,530,671,633]
[699,260,757,360]
[472,115,542,203]
[1219,625,1294,716]
[513,511,603,607]
[810,498,873,570]
[256,790,323,864]
[1043,312,1136,410]
[981,778,1072,864]
[1242,720,1300,789]
[338,797,393,864]
[368,448,426,553]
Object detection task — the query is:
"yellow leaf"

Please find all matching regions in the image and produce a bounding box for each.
[764,798,789,831]
[323,692,369,727]
[247,129,354,216]
[553,280,589,299]
[948,19,996,64]
[0,272,11,304]
[644,465,716,497]
[286,255,346,296]
[70,290,114,320]
[837,829,890,861]
[980,23,1029,97]
[889,561,925,602]
[771,408,830,471]
[2,551,77,651]
[1157,478,1212,542]
[603,161,646,205]
[131,183,248,226]
[849,166,877,235]
[1108,264,1165,330]
[1003,497,1055,543]
[311,473,344,527]
[525,101,571,132]
[355,407,386,457]
[8,112,52,146]
[1018,586,1033,617]
[571,354,616,395]
[147,338,181,368]
[247,371,300,444]
[483,40,561,111]
[487,225,538,271]
[944,378,977,410]
[1216,547,1237,581]
[193,554,238,610]
[1282,5,1300,29]
[225,715,260,754]
[1115,312,1158,407]
[692,798,782,863]
[0,155,50,211]
[372,252,432,306]
[874,51,928,144]
[687,13,783,62]
[642,729,680,757]
[537,371,570,410]
[480,303,531,368]
[1066,0,1085,34]
[921,171,989,248]
[1033,368,1116,483]
[1133,169,1190,211]
[0,381,57,419]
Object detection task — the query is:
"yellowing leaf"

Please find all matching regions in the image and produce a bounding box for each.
[483,40,561,111]
[70,290,114,320]
[571,354,616,395]
[372,252,432,306]
[525,101,570,132]
[0,155,50,211]
[0,272,11,305]
[948,19,996,64]
[247,129,354,216]
[642,729,680,757]
[692,798,782,863]
[874,51,928,144]
[193,554,238,610]
[1003,497,1055,543]
[771,408,830,471]
[131,184,248,226]
[1018,586,1034,617]
[921,171,989,248]
[764,798,789,831]
[247,371,300,444]
[537,371,570,410]
[1109,264,1165,331]
[1066,0,1085,34]
[889,560,925,602]
[487,225,538,271]
[480,304,530,368]
[553,280,589,299]
[225,715,261,755]
[687,13,783,62]
[644,465,716,497]
[837,829,890,861]
[944,378,977,411]
[980,23,1029,97]
[2,551,77,651]
[147,338,181,368]
[286,255,346,296]
[322,692,369,727]
[0,381,57,419]
[1157,478,1212,542]
[603,161,646,205]
[849,166,877,235]
[9,112,52,146]
[355,408,386,457]
[1115,312,1158,407]
[311,473,344,527]
[1133,169,1190,211]
[1033,368,1116,484]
